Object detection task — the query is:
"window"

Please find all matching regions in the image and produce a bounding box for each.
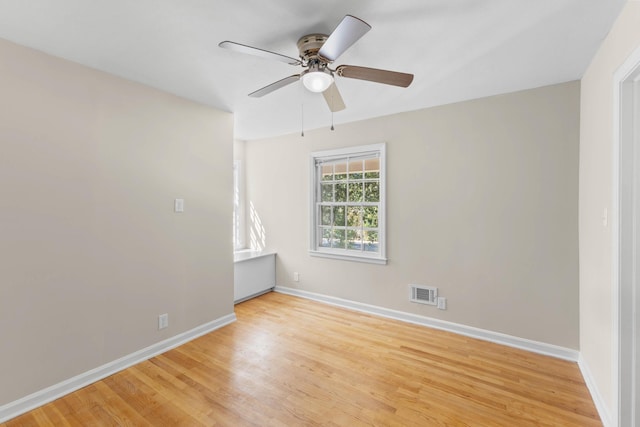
[233,160,244,250]
[309,143,386,264]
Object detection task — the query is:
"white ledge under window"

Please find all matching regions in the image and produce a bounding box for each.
[309,250,388,265]
[233,248,276,263]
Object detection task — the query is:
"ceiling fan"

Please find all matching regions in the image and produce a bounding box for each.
[219,15,414,113]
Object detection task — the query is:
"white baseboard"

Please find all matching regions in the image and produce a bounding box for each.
[274,286,580,362]
[578,354,613,427]
[0,313,237,424]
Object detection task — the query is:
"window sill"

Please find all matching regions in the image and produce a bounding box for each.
[309,250,387,265]
[234,249,276,263]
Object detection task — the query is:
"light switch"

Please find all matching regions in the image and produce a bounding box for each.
[602,208,608,227]
[174,198,184,213]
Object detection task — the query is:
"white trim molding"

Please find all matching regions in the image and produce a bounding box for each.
[579,354,613,427]
[611,42,640,427]
[274,286,579,362]
[0,313,237,424]
[309,250,387,265]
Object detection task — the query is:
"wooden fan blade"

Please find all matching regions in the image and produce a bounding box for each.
[318,15,371,62]
[249,75,300,98]
[219,41,301,66]
[322,82,346,112]
[336,65,414,88]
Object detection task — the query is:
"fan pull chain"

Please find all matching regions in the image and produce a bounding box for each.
[300,82,305,137]
[330,85,335,131]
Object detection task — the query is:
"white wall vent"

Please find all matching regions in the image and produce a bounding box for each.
[409,284,438,305]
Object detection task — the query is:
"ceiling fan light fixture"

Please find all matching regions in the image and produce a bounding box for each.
[301,69,334,93]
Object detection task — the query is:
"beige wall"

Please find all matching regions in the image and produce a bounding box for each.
[0,38,234,405]
[579,0,640,416]
[244,81,580,348]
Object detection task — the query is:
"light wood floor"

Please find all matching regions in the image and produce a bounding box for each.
[3,292,601,426]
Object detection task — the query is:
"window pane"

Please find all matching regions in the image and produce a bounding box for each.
[364,158,380,179]
[335,183,347,202]
[321,205,331,226]
[364,182,379,202]
[348,159,363,180]
[320,228,331,248]
[347,206,362,227]
[363,206,378,228]
[332,229,346,248]
[321,183,333,202]
[348,182,363,202]
[321,164,333,181]
[332,206,345,226]
[347,229,362,250]
[364,231,379,252]
[334,161,348,181]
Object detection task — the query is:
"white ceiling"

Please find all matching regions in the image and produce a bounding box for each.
[0,0,626,140]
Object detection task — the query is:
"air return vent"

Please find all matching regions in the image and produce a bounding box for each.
[409,284,438,305]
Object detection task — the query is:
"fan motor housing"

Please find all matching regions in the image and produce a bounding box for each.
[297,34,328,61]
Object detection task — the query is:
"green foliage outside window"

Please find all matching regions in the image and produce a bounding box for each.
[316,154,381,254]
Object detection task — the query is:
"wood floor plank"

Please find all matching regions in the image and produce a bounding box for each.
[2,292,601,426]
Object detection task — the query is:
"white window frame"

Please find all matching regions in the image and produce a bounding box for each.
[233,160,245,250]
[309,143,387,264]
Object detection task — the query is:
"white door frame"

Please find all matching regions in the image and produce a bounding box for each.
[613,44,640,427]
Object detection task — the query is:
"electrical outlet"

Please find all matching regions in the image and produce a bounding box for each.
[158,313,169,330]
[293,272,299,282]
[437,297,447,310]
